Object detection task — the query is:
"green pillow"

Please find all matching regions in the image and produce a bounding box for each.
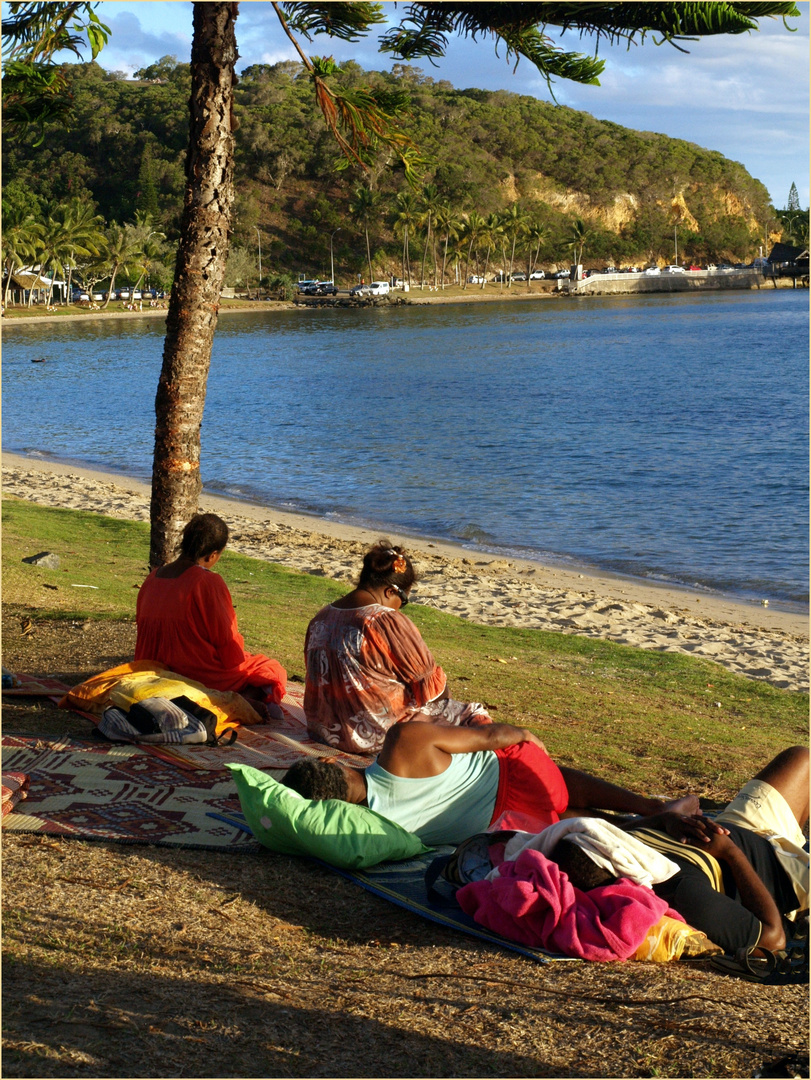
[227,763,429,869]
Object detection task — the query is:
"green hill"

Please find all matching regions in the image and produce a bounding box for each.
[2,57,779,284]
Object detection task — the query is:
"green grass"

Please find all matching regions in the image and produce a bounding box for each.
[3,496,807,795]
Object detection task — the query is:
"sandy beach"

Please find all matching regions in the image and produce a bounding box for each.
[3,451,807,692]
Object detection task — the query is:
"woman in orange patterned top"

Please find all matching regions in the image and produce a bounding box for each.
[304,541,491,754]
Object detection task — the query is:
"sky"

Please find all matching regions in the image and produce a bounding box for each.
[10,1,810,208]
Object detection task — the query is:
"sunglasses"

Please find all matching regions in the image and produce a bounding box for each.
[389,583,409,607]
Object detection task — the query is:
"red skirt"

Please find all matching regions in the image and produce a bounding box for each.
[490,743,569,832]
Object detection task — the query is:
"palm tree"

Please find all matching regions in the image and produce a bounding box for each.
[570,217,589,278]
[418,182,441,289]
[434,203,461,289]
[502,203,529,286]
[392,190,418,288]
[1,204,43,308]
[38,211,72,306]
[58,198,104,302]
[102,222,140,308]
[480,213,503,288]
[131,233,167,298]
[525,220,550,287]
[460,210,485,289]
[349,185,378,284]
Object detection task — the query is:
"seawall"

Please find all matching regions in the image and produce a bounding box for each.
[567,270,794,296]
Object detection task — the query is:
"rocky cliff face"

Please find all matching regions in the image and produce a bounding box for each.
[503,171,768,238]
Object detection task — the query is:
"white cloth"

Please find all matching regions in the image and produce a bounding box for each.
[715,778,809,914]
[496,817,680,888]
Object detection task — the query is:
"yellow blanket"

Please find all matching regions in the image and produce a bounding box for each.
[59,660,263,736]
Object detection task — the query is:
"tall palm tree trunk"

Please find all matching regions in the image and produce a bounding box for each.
[481,248,492,288]
[420,221,431,289]
[149,1,238,568]
[364,225,373,283]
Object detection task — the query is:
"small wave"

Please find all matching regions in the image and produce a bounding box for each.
[450,523,498,544]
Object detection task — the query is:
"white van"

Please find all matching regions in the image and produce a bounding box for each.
[367,281,390,296]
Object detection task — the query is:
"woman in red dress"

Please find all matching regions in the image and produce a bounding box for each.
[135,513,286,712]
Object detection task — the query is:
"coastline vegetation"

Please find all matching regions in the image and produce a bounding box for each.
[4,57,807,305]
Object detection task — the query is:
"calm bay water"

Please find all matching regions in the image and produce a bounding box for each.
[3,290,808,607]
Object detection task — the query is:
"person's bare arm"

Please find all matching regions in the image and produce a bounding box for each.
[696,831,785,953]
[378,721,545,778]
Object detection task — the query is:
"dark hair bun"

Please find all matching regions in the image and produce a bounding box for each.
[358,540,416,590]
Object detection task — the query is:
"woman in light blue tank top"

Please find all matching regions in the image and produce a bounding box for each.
[365,751,500,844]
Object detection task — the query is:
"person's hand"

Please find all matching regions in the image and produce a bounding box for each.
[661,812,730,845]
[688,826,734,859]
[521,729,548,754]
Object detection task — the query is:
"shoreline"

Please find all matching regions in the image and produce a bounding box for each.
[2,276,796,327]
[3,451,807,692]
[0,289,556,326]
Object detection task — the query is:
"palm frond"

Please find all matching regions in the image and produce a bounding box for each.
[281,1,386,42]
[3,1,110,61]
[379,2,799,78]
[1,60,74,145]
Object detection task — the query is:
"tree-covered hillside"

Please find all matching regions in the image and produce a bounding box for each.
[2,56,785,288]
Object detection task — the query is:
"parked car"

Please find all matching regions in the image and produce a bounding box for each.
[117,289,131,300]
[91,291,105,301]
[717,264,735,272]
[71,289,90,301]
[529,270,545,280]
[296,279,318,293]
[601,266,617,274]
[663,265,685,274]
[705,264,717,271]
[511,272,527,281]
[468,275,487,284]
[350,281,390,297]
[132,290,142,299]
[643,266,660,275]
[303,280,338,296]
[688,265,702,272]
[552,269,570,279]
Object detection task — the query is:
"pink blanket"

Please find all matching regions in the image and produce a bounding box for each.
[456,848,674,961]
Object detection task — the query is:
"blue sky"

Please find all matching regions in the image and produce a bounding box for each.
[14,1,811,207]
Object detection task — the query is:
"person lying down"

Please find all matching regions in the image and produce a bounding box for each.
[282,719,699,846]
[541,746,809,959]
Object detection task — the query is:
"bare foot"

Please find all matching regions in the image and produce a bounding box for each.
[661,794,701,816]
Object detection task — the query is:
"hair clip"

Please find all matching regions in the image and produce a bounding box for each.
[392,555,407,574]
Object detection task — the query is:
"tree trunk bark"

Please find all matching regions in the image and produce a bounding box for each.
[149,2,239,568]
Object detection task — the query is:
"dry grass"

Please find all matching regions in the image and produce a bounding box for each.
[3,826,809,1079]
[2,615,809,1078]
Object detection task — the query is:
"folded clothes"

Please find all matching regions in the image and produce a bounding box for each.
[60,660,263,735]
[501,817,680,888]
[2,771,30,818]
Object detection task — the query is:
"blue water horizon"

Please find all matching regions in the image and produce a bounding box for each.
[3,289,808,611]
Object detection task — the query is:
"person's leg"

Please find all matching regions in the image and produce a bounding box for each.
[559,766,699,818]
[751,745,809,829]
